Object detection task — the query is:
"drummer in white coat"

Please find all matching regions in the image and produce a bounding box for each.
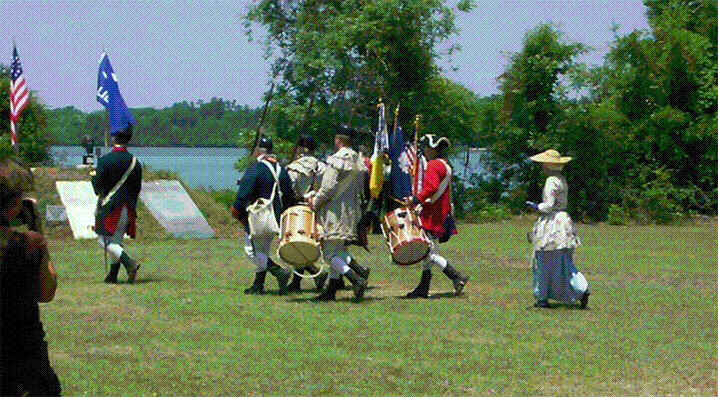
[308,125,369,301]
[527,149,589,309]
[285,134,328,292]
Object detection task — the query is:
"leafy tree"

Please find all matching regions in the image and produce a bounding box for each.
[245,0,477,139]
[496,23,588,162]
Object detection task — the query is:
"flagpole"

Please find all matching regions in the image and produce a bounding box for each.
[412,115,419,176]
[102,46,108,155]
[391,103,401,205]
[392,102,400,166]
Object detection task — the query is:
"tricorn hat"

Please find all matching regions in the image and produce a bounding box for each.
[419,134,450,151]
[297,134,317,151]
[529,149,572,164]
[257,134,273,151]
[335,124,356,138]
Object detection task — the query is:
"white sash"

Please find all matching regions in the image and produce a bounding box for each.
[427,159,451,204]
[101,156,137,207]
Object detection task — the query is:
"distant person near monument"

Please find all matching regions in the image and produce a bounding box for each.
[232,135,295,294]
[92,125,142,284]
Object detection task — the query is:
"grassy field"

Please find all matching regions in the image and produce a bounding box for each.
[41,219,716,396]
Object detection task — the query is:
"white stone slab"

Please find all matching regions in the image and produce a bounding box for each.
[139,180,215,239]
[45,205,68,222]
[55,181,98,239]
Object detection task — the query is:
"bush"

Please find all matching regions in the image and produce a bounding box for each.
[622,166,690,224]
[463,200,513,223]
[607,204,628,225]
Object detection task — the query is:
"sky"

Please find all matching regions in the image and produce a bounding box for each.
[2,0,651,113]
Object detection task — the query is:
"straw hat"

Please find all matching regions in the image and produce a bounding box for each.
[529,149,572,164]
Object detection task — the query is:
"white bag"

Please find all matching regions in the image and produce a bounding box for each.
[247,160,280,237]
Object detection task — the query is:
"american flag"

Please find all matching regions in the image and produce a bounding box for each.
[406,140,425,196]
[10,45,29,146]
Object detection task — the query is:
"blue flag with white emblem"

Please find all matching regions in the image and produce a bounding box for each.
[388,121,413,200]
[96,52,135,134]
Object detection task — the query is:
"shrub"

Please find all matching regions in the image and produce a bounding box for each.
[607,204,628,225]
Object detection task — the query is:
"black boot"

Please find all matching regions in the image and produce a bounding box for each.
[266,259,291,293]
[119,251,140,284]
[307,264,328,292]
[244,270,267,294]
[442,263,469,296]
[312,278,341,301]
[579,290,590,309]
[104,262,121,284]
[344,269,368,301]
[406,270,432,299]
[287,267,304,293]
[348,257,370,280]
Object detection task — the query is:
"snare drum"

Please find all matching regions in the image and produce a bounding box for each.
[278,205,321,267]
[381,207,430,266]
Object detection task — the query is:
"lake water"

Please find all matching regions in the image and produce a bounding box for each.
[51,146,487,190]
[51,146,246,190]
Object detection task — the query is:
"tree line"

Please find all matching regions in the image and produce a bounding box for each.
[1,0,716,223]
[47,99,263,148]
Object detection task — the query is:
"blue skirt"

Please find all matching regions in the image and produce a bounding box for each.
[532,248,587,303]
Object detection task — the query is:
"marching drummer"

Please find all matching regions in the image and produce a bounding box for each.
[307,125,370,301]
[285,134,328,292]
[231,135,295,294]
[403,134,469,298]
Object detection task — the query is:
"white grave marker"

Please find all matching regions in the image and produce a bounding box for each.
[140,180,215,239]
[55,181,98,239]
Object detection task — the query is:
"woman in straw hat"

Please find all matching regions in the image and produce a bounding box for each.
[527,149,589,309]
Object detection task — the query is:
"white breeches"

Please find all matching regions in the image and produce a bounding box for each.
[244,234,274,272]
[96,206,129,264]
[420,235,447,271]
[321,239,351,279]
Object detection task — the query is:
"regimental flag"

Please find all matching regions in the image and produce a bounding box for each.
[369,103,389,198]
[406,138,425,196]
[388,120,412,200]
[97,51,135,134]
[9,45,29,146]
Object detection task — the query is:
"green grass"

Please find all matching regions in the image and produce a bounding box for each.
[42,220,717,396]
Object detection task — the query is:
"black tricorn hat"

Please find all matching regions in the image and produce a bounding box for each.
[257,134,273,151]
[335,124,356,138]
[297,134,317,151]
[113,124,133,144]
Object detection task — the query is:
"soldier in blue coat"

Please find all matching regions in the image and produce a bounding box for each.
[231,135,295,294]
[92,125,142,284]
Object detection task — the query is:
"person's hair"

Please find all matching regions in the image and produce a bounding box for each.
[0,156,34,206]
[335,134,351,146]
[295,146,309,156]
